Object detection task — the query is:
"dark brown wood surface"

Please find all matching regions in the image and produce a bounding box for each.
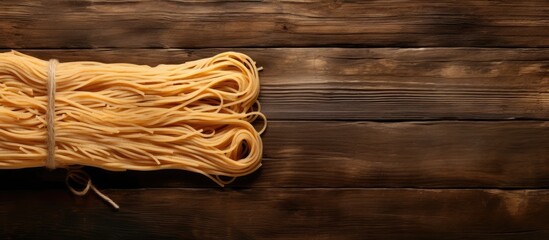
[2,189,549,239]
[0,1,548,239]
[0,0,548,48]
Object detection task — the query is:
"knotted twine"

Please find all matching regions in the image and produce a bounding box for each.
[46,59,119,209]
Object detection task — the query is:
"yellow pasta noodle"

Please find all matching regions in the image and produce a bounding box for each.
[0,51,266,201]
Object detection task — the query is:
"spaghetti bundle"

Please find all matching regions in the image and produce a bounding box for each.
[0,51,266,188]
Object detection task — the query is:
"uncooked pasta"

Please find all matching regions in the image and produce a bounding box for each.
[0,50,266,208]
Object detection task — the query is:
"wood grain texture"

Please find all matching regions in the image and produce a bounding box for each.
[1,189,548,239]
[1,0,548,239]
[0,0,548,48]
[1,121,547,189]
[14,48,549,120]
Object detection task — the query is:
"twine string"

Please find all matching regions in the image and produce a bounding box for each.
[46,59,57,170]
[66,168,120,209]
[46,59,119,210]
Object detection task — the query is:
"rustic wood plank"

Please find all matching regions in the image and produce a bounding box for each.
[1,121,547,188]
[13,48,549,120]
[1,188,548,239]
[0,1,547,48]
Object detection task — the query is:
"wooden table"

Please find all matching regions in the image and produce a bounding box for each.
[1,1,548,239]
